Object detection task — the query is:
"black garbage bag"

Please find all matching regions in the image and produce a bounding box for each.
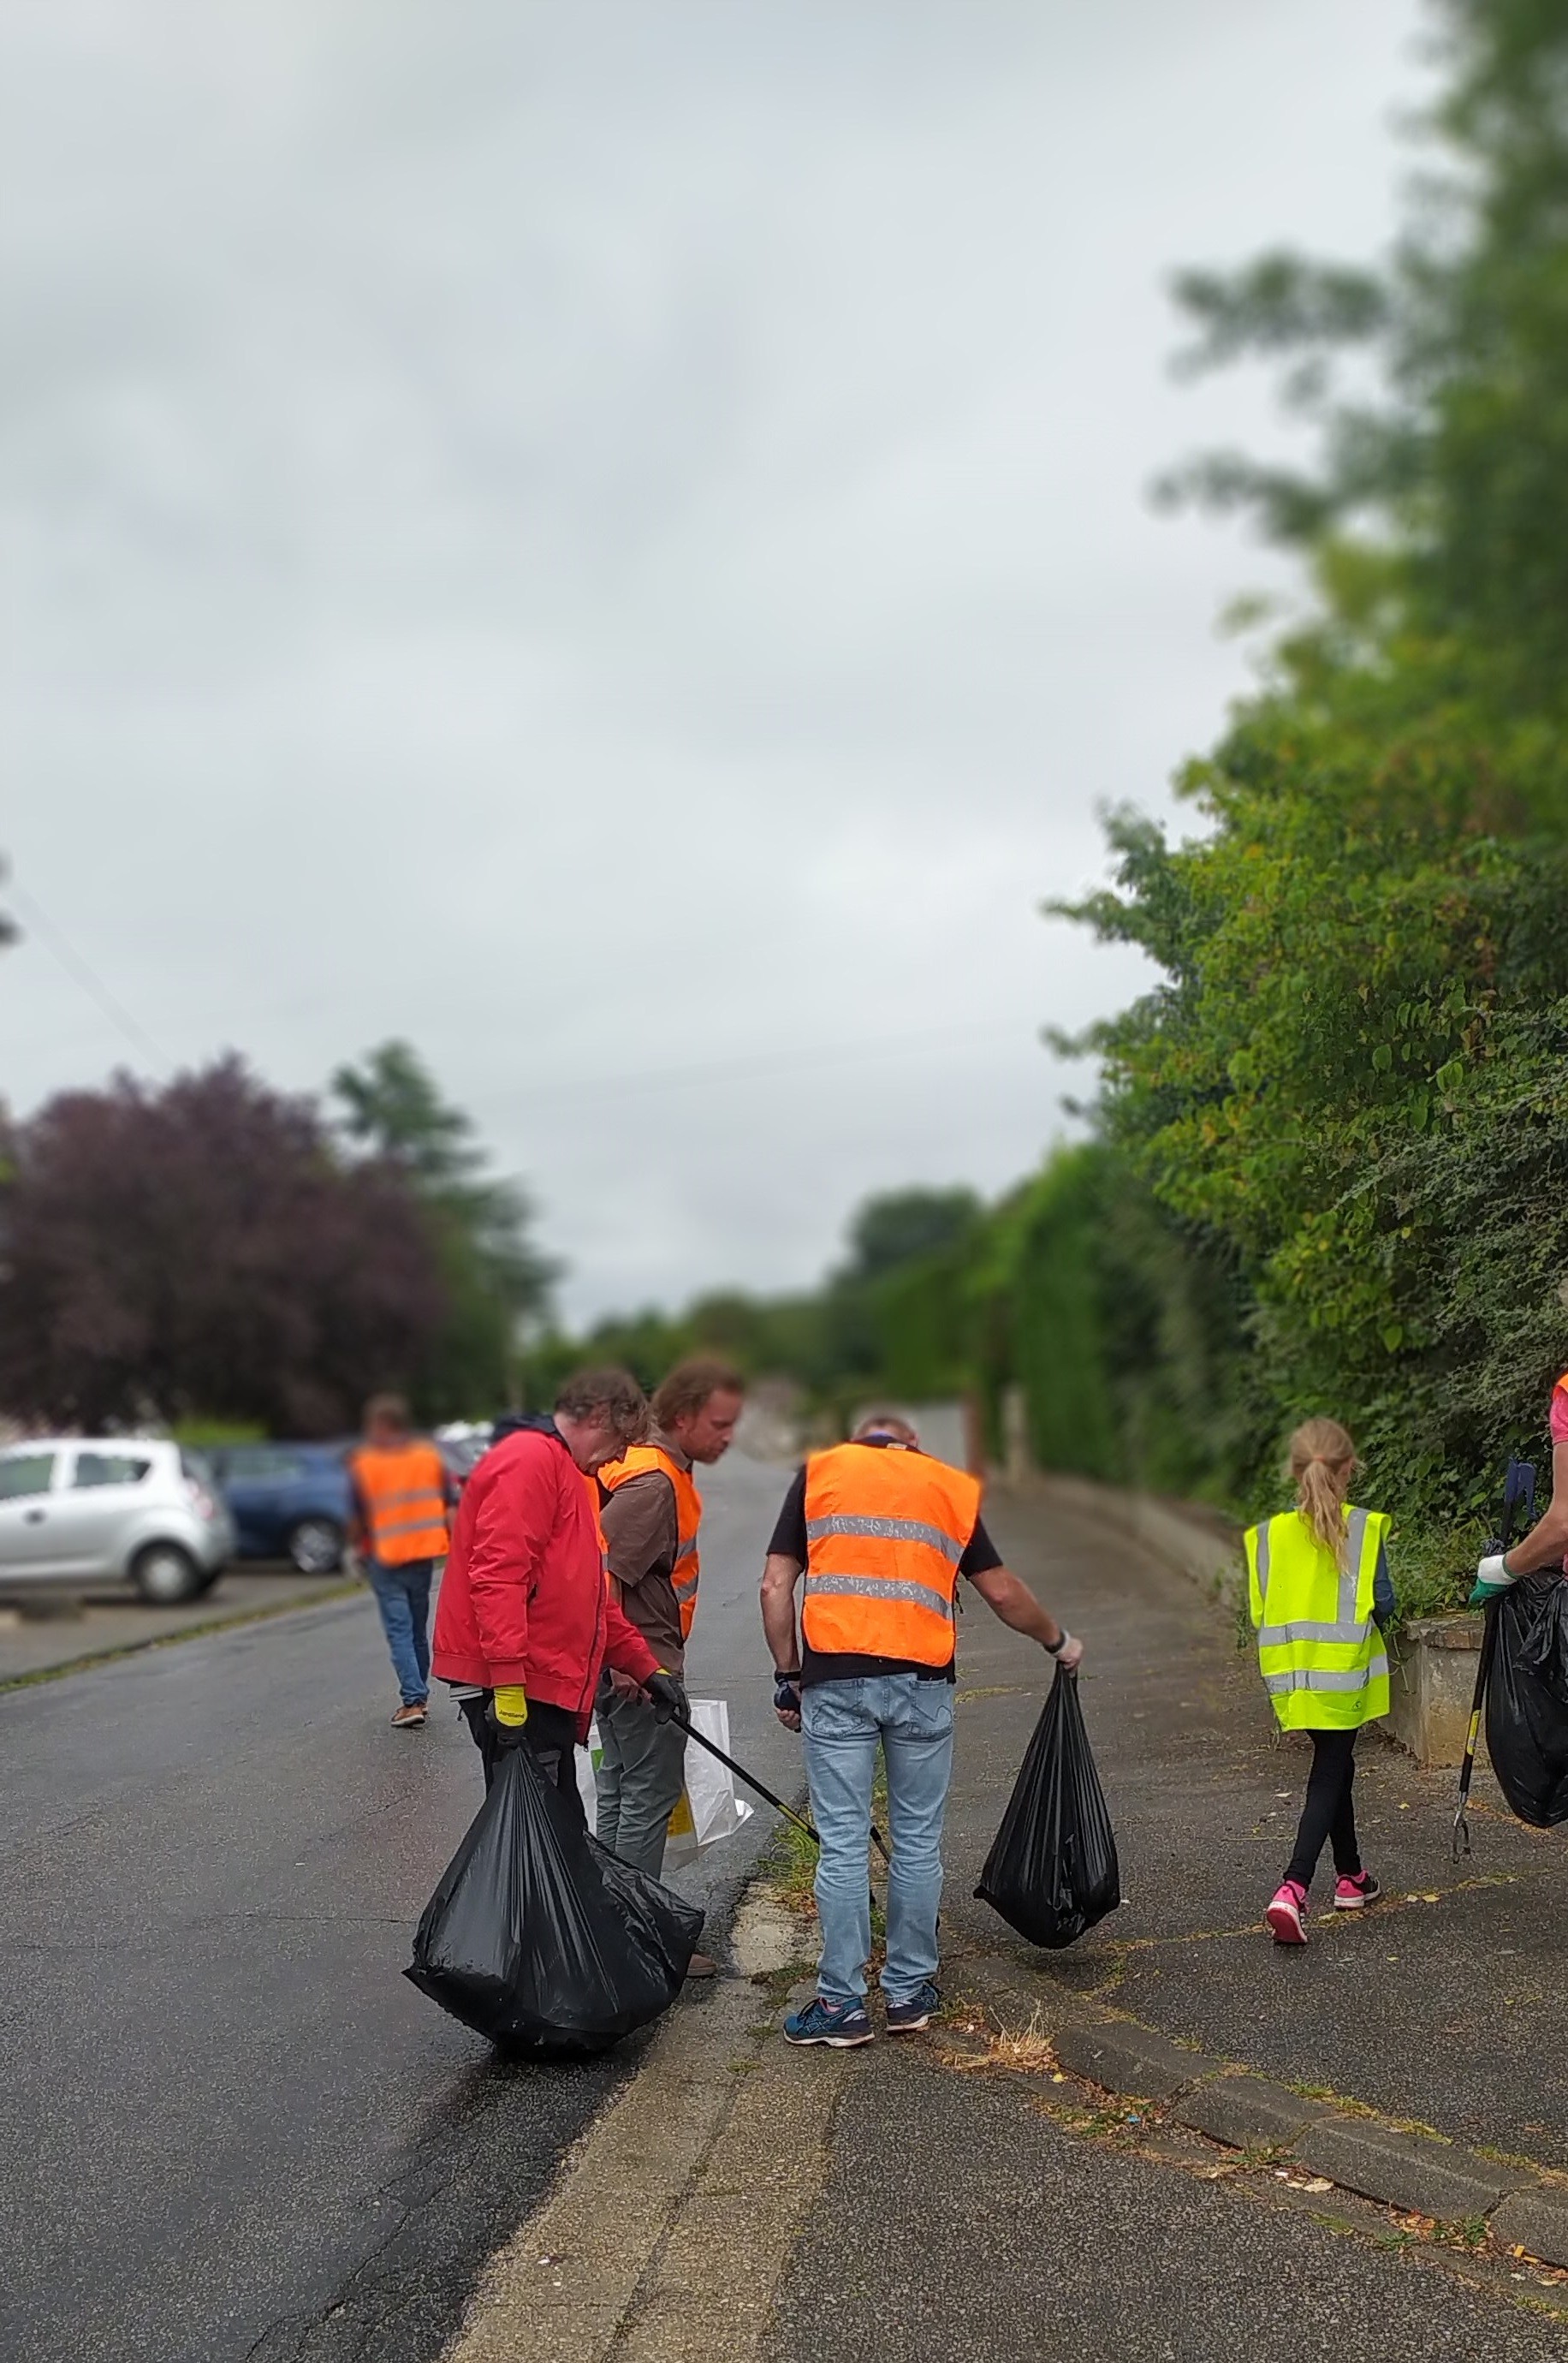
[406,1744,704,2056]
[974,1664,1120,1949]
[1487,1577,1568,1829]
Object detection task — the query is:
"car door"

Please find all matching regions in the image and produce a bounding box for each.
[217,1447,294,1556]
[0,1449,66,1577]
[47,1446,158,1579]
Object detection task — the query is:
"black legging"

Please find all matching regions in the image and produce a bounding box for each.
[1285,1728,1363,1890]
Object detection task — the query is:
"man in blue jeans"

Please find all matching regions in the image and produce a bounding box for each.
[760,1413,1084,2045]
[349,1396,455,1729]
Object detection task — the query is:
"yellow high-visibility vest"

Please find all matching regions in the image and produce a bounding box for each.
[1244,1504,1390,1732]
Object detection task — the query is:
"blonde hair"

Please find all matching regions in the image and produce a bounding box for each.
[1287,1417,1357,1571]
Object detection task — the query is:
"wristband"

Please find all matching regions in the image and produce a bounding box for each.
[1046,1631,1072,1658]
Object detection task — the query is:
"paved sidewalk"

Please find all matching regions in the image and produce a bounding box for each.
[454,1482,1568,2362]
[0,1565,356,1683]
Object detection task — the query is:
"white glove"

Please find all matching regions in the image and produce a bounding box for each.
[1470,1552,1518,1604]
[1053,1631,1084,1673]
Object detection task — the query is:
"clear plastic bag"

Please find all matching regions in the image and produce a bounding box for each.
[407,1742,704,2056]
[974,1665,1120,1949]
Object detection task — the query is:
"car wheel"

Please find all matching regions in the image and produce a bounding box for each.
[131,1542,203,1605]
[287,1516,343,1575]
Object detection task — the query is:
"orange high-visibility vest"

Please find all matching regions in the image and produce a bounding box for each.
[801,1443,981,1666]
[597,1443,703,1638]
[351,1442,448,1566]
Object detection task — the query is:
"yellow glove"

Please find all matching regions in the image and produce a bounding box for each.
[493,1684,528,1728]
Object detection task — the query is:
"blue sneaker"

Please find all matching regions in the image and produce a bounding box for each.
[884,1979,940,2033]
[783,1995,873,2048]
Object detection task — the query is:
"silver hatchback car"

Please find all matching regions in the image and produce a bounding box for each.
[0,1438,235,1603]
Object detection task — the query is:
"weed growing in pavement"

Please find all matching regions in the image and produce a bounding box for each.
[943,2008,1061,2079]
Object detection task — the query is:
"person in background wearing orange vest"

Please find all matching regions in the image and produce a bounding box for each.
[348,1394,454,1731]
[761,1411,1084,2047]
[596,1360,746,1932]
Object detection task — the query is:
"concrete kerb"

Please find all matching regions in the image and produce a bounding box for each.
[950,1952,1568,2266]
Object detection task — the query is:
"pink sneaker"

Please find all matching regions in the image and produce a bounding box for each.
[1265,1880,1309,1945]
[1333,1872,1381,1911]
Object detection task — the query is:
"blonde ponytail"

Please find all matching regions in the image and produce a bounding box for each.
[1287,1417,1357,1572]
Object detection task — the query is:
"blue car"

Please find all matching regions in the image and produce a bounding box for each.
[208,1442,353,1573]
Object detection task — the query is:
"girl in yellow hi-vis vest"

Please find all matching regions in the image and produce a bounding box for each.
[1244,1418,1397,1946]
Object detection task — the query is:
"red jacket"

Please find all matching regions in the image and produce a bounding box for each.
[431,1420,658,1736]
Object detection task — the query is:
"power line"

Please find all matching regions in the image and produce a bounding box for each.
[7,877,171,1071]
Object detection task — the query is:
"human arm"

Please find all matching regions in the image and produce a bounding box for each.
[1371,1537,1396,1633]
[463,1452,554,1687]
[761,1554,805,1728]
[1482,1439,1568,1584]
[966,1562,1083,1671]
[603,1580,662,1687]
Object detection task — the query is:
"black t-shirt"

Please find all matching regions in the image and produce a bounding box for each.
[765,1445,1002,1687]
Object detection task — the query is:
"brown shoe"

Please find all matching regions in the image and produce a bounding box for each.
[684,1951,718,1979]
[391,1703,428,1729]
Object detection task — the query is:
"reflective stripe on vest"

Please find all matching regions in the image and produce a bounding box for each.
[597,1443,704,1640]
[1244,1503,1390,1732]
[351,1443,448,1567]
[801,1443,981,1668]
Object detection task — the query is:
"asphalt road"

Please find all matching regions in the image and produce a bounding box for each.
[0,1448,802,2363]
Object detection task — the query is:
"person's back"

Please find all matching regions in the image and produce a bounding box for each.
[432,1418,604,1719]
[350,1396,451,1731]
[761,1413,1084,2048]
[1246,1417,1394,1945]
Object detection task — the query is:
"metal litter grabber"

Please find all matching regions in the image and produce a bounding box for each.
[670,1707,893,1866]
[1452,1455,1536,1861]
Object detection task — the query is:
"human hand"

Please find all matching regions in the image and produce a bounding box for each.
[644,1670,689,1725]
[1469,1552,1518,1608]
[1052,1631,1084,1674]
[606,1666,644,1700]
[488,1686,529,1748]
[774,1670,802,1730]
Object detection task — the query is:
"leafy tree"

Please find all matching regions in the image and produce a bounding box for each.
[842,1187,983,1282]
[0,1058,445,1434]
[331,1041,555,1416]
[1055,0,1568,1558]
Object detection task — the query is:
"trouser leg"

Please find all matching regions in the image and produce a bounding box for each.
[801,1681,877,2005]
[459,1692,499,1792]
[523,1701,588,1838]
[878,1676,954,2005]
[594,1682,626,1856]
[407,1563,433,1689]
[1285,1728,1358,1890]
[1327,1737,1363,1877]
[368,1563,426,1705]
[595,1685,686,1876]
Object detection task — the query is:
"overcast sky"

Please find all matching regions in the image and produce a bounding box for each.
[1,0,1428,1324]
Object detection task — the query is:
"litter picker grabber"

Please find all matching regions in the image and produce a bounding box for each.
[1452,1455,1537,1861]
[670,1707,893,1866]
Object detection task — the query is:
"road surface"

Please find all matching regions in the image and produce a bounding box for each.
[0,1449,799,2363]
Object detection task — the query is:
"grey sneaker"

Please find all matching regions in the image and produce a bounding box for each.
[885,1980,941,2033]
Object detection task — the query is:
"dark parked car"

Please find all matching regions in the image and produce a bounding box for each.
[208,1443,353,1573]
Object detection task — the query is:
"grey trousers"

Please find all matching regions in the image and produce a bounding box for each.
[595,1684,687,1877]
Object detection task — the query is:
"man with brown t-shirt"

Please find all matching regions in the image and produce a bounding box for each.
[595,1359,745,1917]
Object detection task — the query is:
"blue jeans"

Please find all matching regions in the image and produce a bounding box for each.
[367,1559,434,1705]
[801,1674,955,2008]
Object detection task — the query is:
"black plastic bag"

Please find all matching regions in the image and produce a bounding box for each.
[1487,1577,1568,1829]
[406,1743,704,2056]
[974,1665,1120,1949]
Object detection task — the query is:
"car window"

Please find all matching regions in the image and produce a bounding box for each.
[223,1448,307,1484]
[73,1451,152,1490]
[0,1452,57,1501]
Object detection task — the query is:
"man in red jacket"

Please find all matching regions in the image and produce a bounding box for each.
[433,1367,686,1822]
